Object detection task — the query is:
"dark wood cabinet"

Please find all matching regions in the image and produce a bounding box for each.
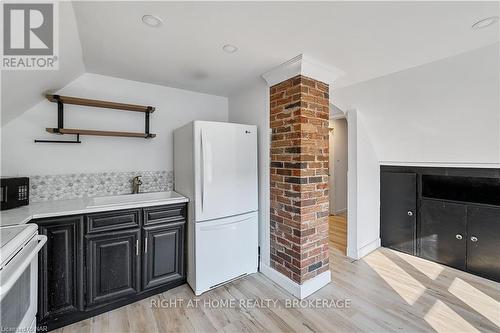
[85,229,141,307]
[420,199,467,270]
[467,206,500,282]
[143,204,186,226]
[143,221,185,290]
[86,209,141,233]
[32,202,187,331]
[380,166,500,284]
[380,172,417,254]
[36,216,83,325]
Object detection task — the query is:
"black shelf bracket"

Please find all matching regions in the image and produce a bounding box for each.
[145,111,150,137]
[35,134,81,144]
[144,107,153,138]
[35,95,81,143]
[56,95,64,129]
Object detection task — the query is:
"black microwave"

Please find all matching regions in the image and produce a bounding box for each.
[0,177,29,210]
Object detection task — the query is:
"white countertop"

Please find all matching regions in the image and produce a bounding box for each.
[0,191,188,227]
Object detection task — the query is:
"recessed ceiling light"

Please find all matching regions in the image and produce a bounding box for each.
[471,16,499,30]
[142,15,163,28]
[222,44,238,53]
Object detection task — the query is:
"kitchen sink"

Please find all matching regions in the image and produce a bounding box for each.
[87,191,185,208]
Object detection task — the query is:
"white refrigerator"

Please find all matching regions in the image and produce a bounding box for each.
[174,121,258,295]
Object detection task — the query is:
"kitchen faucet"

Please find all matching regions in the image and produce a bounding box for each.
[132,176,142,194]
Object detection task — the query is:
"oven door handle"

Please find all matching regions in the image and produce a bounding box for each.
[0,234,47,299]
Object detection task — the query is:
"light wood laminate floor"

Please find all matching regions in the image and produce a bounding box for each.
[329,213,347,255]
[55,244,500,333]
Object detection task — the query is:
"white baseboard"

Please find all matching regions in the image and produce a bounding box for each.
[357,238,381,259]
[300,270,331,298]
[346,246,358,260]
[346,238,381,260]
[259,262,331,299]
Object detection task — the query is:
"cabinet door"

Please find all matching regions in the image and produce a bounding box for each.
[420,199,467,270]
[467,206,500,282]
[36,216,83,322]
[142,221,185,290]
[85,229,140,308]
[380,172,417,254]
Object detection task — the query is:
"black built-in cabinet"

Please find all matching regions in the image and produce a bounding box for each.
[31,203,187,331]
[420,199,467,270]
[380,172,417,255]
[467,205,500,282]
[380,166,500,283]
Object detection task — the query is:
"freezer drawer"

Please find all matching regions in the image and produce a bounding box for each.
[193,212,258,295]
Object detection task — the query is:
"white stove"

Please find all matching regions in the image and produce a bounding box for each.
[0,223,47,332]
[1,224,37,265]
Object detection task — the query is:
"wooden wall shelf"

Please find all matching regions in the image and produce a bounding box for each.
[46,128,156,138]
[46,95,155,113]
[35,94,156,143]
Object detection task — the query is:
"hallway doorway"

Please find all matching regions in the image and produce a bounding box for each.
[328,118,348,254]
[329,213,347,254]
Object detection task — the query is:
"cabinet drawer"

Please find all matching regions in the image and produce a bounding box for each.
[86,209,141,233]
[143,204,186,226]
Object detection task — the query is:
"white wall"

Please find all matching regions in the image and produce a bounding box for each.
[334,44,500,166]
[337,44,500,260]
[227,79,270,266]
[1,73,228,176]
[346,110,381,259]
[329,118,348,214]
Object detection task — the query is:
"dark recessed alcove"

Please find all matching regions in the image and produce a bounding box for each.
[422,175,500,206]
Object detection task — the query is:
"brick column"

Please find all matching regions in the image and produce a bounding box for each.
[269,75,330,284]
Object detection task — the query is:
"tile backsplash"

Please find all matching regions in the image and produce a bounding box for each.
[30,170,173,202]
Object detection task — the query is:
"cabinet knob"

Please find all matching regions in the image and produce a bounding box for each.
[455,234,463,240]
[407,211,413,217]
[470,236,478,242]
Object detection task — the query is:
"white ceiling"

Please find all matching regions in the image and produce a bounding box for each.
[1,1,499,126]
[72,1,499,97]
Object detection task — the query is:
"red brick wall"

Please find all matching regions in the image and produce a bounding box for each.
[269,75,330,284]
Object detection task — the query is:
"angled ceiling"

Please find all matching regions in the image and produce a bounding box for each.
[72,1,499,96]
[1,2,85,125]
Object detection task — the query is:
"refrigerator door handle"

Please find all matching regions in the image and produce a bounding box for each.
[200,129,206,212]
[205,137,213,183]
